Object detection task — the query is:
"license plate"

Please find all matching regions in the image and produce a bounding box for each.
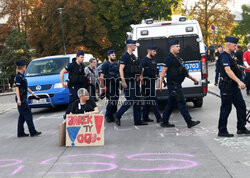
[184,62,201,72]
[32,98,47,104]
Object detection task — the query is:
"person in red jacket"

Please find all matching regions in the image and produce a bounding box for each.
[243,43,250,94]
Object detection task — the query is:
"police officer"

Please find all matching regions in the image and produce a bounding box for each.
[60,50,88,118]
[99,50,120,122]
[140,44,161,123]
[159,40,200,128]
[114,40,147,126]
[217,36,250,137]
[15,59,41,137]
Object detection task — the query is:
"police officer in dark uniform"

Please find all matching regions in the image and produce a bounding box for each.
[114,40,147,126]
[60,50,88,118]
[99,50,120,122]
[159,40,200,128]
[140,44,161,123]
[15,59,41,137]
[217,36,250,137]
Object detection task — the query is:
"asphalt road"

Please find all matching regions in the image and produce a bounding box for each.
[0,64,250,178]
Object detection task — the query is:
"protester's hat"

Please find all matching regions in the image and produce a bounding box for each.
[225,36,239,44]
[76,50,85,56]
[16,59,27,66]
[107,50,115,55]
[147,44,157,50]
[126,40,136,44]
[168,40,180,47]
[218,45,223,48]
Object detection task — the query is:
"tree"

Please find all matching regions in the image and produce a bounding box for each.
[187,0,234,46]
[0,0,40,34]
[26,0,111,58]
[232,5,250,46]
[0,29,34,85]
[91,0,180,57]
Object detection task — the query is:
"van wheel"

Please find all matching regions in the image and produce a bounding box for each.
[193,97,203,108]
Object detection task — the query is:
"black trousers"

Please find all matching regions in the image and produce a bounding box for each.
[246,72,250,91]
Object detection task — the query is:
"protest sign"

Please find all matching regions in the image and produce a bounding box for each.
[66,114,104,146]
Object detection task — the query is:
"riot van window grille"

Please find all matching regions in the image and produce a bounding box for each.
[25,58,69,77]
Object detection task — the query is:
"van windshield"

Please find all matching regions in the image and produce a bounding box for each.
[25,58,69,77]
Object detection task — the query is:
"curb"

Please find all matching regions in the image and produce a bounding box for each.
[0,92,15,97]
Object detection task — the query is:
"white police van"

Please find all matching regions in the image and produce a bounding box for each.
[127,15,208,107]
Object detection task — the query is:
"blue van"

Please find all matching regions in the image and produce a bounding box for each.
[25,54,93,108]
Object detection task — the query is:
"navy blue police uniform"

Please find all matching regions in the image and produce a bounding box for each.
[218,37,249,136]
[100,50,120,122]
[114,40,144,126]
[141,45,161,122]
[65,51,88,115]
[15,60,39,137]
[161,40,200,128]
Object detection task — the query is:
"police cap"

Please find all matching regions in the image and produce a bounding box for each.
[225,36,239,44]
[147,44,157,50]
[126,40,136,44]
[76,50,85,56]
[168,40,179,47]
[16,59,27,66]
[107,50,115,55]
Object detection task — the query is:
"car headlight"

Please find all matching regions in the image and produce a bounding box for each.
[54,83,63,88]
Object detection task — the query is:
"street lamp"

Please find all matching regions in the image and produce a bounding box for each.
[57,8,67,55]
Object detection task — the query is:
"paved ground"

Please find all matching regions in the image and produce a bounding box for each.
[0,63,250,178]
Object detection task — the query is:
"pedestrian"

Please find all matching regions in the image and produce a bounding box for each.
[209,44,215,62]
[214,45,223,86]
[243,43,250,94]
[113,40,147,126]
[140,44,161,123]
[217,37,250,137]
[159,40,200,128]
[15,59,41,137]
[235,45,245,82]
[70,88,99,114]
[60,50,88,119]
[99,50,120,123]
[85,58,99,101]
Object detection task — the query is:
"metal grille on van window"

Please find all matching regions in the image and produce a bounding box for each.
[186,27,193,32]
[141,30,149,36]
[29,84,52,91]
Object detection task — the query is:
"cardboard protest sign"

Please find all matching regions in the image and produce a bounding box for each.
[66,114,104,146]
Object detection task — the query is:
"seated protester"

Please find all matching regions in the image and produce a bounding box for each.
[70,88,99,115]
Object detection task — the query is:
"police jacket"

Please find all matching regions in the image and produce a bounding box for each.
[100,61,119,79]
[164,53,189,84]
[65,60,88,88]
[120,52,140,78]
[140,56,158,78]
[219,51,241,86]
[15,72,28,100]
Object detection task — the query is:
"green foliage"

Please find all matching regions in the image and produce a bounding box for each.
[232,5,250,46]
[91,0,179,57]
[0,29,34,84]
[1,0,180,59]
